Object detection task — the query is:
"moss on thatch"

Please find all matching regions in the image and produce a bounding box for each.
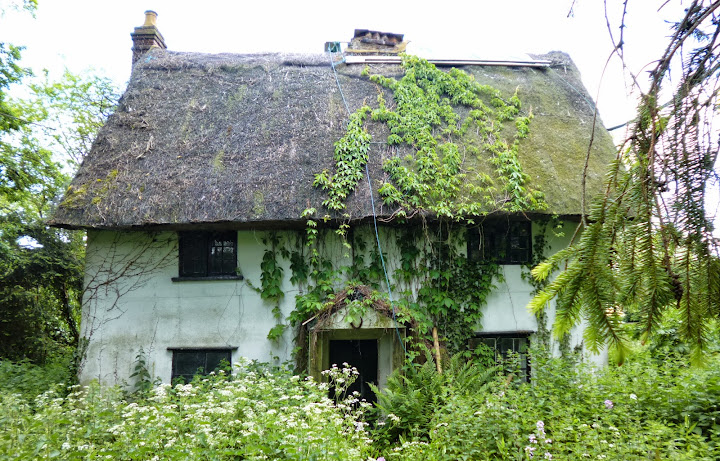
[50,49,615,229]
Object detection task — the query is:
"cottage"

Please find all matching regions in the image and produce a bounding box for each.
[50,11,616,388]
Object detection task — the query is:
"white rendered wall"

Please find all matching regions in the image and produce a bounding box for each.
[80,229,334,386]
[79,222,604,386]
[479,220,606,367]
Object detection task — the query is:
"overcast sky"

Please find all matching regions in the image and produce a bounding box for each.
[0,1,684,135]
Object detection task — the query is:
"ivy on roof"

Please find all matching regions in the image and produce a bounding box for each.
[315,55,546,221]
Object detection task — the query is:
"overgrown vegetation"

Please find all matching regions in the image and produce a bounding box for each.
[316,55,544,218]
[529,0,720,361]
[271,55,548,360]
[381,349,720,460]
[2,335,720,459]
[0,360,374,459]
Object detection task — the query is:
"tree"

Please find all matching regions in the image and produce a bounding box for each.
[530,0,720,361]
[0,2,119,362]
[29,70,118,168]
[0,214,83,361]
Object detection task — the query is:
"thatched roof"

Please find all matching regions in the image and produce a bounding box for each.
[50,48,616,230]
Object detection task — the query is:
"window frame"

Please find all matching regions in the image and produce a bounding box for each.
[467,220,532,264]
[470,331,532,381]
[169,348,234,382]
[173,231,242,281]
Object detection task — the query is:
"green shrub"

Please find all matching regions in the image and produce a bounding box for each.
[371,353,498,448]
[386,351,720,460]
[2,350,720,459]
[0,352,74,401]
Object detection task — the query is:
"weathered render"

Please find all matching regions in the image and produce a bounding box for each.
[78,223,582,387]
[51,22,616,387]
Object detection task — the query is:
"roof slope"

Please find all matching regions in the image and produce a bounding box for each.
[50,49,616,229]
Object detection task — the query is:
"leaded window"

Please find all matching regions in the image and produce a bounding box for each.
[178,231,237,277]
[470,333,531,381]
[170,349,232,382]
[467,220,532,264]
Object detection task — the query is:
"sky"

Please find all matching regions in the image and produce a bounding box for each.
[0,0,686,134]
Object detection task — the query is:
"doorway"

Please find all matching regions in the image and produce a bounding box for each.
[328,339,378,403]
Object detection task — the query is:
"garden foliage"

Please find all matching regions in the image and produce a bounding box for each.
[384,354,719,460]
[0,3,119,363]
[0,359,374,460]
[2,347,720,460]
[529,0,720,359]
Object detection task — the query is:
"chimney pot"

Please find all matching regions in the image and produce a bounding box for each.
[143,10,158,27]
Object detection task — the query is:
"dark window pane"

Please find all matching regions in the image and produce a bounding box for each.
[205,351,231,372]
[499,337,516,355]
[469,221,531,264]
[209,248,221,274]
[467,228,481,261]
[179,231,237,277]
[180,233,208,276]
[517,337,529,353]
[221,256,235,275]
[174,351,205,376]
[481,338,496,350]
[172,349,232,382]
[208,232,236,276]
[470,334,531,381]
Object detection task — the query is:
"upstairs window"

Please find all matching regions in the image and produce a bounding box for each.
[467,220,532,264]
[170,348,232,383]
[177,231,238,279]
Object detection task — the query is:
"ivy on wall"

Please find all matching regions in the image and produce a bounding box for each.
[314,107,372,212]
[246,233,287,341]
[391,225,501,354]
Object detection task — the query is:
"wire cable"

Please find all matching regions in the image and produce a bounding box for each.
[328,50,408,355]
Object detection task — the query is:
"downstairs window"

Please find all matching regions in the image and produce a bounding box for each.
[470,332,531,381]
[170,349,232,382]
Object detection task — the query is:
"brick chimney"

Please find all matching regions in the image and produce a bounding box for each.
[131,10,166,65]
[346,29,406,56]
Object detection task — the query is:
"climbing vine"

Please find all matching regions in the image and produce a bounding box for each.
[255,56,552,362]
[372,55,544,218]
[314,107,372,212]
[316,55,545,221]
[247,233,287,342]
[392,225,501,354]
[311,56,547,353]
[286,209,342,329]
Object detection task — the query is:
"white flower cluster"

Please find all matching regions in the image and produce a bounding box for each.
[0,359,374,459]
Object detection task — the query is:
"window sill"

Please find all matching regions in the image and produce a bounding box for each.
[466,260,531,266]
[167,346,239,351]
[171,275,244,282]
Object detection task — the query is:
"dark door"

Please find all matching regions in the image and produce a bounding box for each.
[328,339,378,403]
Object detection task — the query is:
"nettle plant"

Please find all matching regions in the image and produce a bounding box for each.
[259,56,546,356]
